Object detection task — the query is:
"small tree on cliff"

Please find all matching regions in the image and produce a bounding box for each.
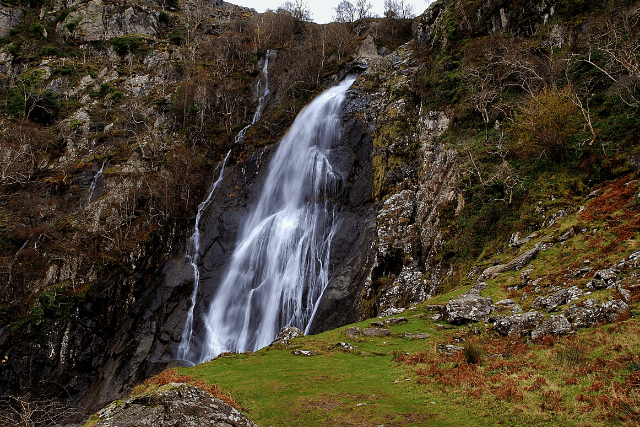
[279,0,312,21]
[510,86,582,161]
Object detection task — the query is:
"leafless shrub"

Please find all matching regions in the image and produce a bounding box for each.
[581,6,640,108]
[0,120,53,186]
[0,395,77,427]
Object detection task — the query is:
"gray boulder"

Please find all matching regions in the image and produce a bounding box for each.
[271,326,303,345]
[594,268,618,283]
[403,332,430,339]
[478,244,540,281]
[362,328,392,337]
[531,286,583,312]
[564,299,629,329]
[492,311,544,337]
[345,327,363,338]
[95,384,257,426]
[531,315,571,340]
[445,293,494,325]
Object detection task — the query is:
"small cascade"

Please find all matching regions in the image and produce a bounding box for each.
[177,150,231,362]
[235,50,276,144]
[86,162,105,206]
[8,240,29,284]
[185,76,357,364]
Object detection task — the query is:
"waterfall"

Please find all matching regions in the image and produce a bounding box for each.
[8,240,29,285]
[235,50,276,144]
[187,76,356,364]
[86,162,105,206]
[178,150,231,361]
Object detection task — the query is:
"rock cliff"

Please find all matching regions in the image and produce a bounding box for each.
[1,0,639,423]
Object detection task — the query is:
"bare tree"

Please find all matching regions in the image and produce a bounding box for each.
[355,0,375,20]
[280,0,312,21]
[334,0,357,23]
[464,65,500,141]
[383,0,414,19]
[180,2,207,44]
[0,121,44,186]
[486,131,522,205]
[580,9,640,109]
[0,395,77,427]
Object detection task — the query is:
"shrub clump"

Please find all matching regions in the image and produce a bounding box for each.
[556,341,586,366]
[110,36,144,56]
[510,86,582,161]
[168,28,184,45]
[464,339,484,365]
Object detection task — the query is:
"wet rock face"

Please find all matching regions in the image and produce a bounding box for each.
[0,144,277,417]
[94,384,257,427]
[0,259,155,412]
[307,88,379,334]
[105,82,379,386]
[0,318,106,400]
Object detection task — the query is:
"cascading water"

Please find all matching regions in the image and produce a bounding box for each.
[186,76,357,364]
[235,50,275,144]
[86,162,105,206]
[177,150,231,361]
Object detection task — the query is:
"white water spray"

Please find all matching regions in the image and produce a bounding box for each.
[235,50,276,144]
[86,162,105,206]
[188,76,356,363]
[8,240,29,285]
[177,150,231,361]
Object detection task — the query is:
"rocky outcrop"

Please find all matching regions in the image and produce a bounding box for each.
[0,5,20,38]
[356,44,460,316]
[55,0,254,42]
[478,244,540,281]
[492,311,544,337]
[532,286,584,312]
[413,1,444,46]
[564,299,629,329]
[94,384,257,426]
[531,315,572,340]
[57,0,159,42]
[271,326,303,345]
[444,291,494,325]
[415,0,559,46]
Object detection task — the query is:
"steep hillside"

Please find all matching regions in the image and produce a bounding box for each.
[0,0,414,419]
[1,0,640,423]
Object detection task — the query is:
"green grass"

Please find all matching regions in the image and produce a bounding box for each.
[181,318,447,426]
[170,305,640,427]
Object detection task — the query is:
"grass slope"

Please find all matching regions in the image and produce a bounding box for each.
[155,308,639,426]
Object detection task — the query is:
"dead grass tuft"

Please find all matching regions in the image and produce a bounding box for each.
[140,369,239,409]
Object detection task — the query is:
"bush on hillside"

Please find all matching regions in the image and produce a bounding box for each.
[510,86,582,161]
